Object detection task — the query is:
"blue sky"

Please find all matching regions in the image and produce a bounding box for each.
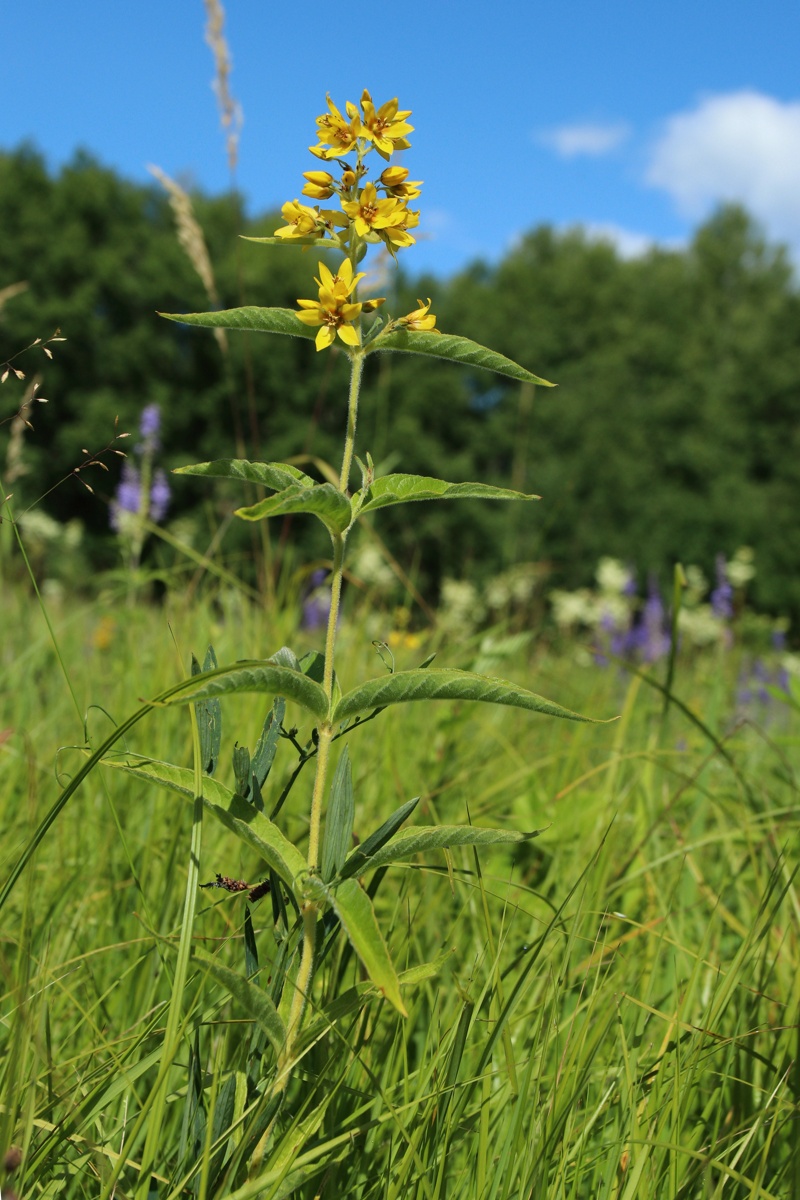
[3,0,800,278]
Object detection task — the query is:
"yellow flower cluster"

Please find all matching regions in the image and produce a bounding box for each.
[275,90,421,257]
[278,91,439,351]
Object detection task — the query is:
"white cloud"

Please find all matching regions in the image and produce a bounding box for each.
[647,90,800,244]
[537,121,630,159]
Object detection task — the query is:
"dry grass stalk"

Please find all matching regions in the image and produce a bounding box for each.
[148,165,227,354]
[4,375,40,485]
[203,0,243,175]
[0,282,28,316]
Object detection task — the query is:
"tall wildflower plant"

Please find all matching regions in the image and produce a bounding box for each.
[3,94,608,1192]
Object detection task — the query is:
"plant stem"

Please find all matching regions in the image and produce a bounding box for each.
[339,351,364,492]
[308,350,364,870]
[280,349,365,1081]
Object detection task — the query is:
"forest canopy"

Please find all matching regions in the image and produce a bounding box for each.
[2,145,799,617]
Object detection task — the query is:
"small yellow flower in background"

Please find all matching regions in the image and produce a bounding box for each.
[359,90,414,159]
[379,166,423,200]
[387,629,422,651]
[295,259,382,352]
[92,615,116,651]
[301,171,335,200]
[398,299,439,333]
[310,95,364,160]
[274,199,337,240]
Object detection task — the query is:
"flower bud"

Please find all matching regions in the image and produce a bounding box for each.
[302,171,335,199]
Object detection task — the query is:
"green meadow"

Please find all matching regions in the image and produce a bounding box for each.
[1,576,797,1198]
[3,23,800,1194]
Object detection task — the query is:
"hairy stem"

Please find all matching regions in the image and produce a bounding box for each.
[280,351,364,1082]
[339,351,364,493]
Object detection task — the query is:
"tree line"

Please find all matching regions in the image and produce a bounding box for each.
[2,146,799,619]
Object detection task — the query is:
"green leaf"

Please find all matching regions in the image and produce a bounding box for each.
[235,483,352,536]
[193,645,221,776]
[193,947,286,1056]
[338,797,419,881]
[333,668,605,724]
[98,755,307,890]
[324,878,406,1016]
[207,793,308,888]
[298,649,326,685]
[398,945,456,986]
[300,650,341,712]
[251,697,285,788]
[321,747,354,883]
[369,329,555,387]
[173,458,315,490]
[100,753,236,807]
[162,660,329,721]
[240,234,340,250]
[159,305,318,342]
[232,743,252,799]
[354,473,539,515]
[347,824,542,873]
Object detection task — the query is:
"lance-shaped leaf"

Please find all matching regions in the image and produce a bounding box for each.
[101,754,237,807]
[333,668,605,724]
[160,660,329,721]
[345,823,542,874]
[339,797,419,881]
[98,755,307,890]
[193,947,286,1056]
[354,473,539,516]
[160,305,319,342]
[368,329,555,387]
[207,793,309,886]
[321,747,355,883]
[398,945,456,987]
[235,483,352,536]
[173,458,316,490]
[241,234,343,251]
[325,877,406,1016]
[191,646,222,776]
[251,697,286,789]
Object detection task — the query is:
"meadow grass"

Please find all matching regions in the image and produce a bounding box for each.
[1,578,798,1198]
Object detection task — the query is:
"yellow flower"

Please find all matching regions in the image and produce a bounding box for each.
[301,171,335,200]
[310,95,364,160]
[398,299,439,333]
[379,166,423,200]
[318,258,366,300]
[359,90,414,159]
[274,199,337,240]
[295,259,366,352]
[378,205,419,251]
[340,182,406,238]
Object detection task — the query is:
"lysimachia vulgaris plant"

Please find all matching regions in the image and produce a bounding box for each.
[4,92,609,1188]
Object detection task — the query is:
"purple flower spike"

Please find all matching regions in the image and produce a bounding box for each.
[110,462,141,530]
[149,469,171,523]
[641,579,671,663]
[711,554,733,620]
[301,569,332,632]
[139,403,161,451]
